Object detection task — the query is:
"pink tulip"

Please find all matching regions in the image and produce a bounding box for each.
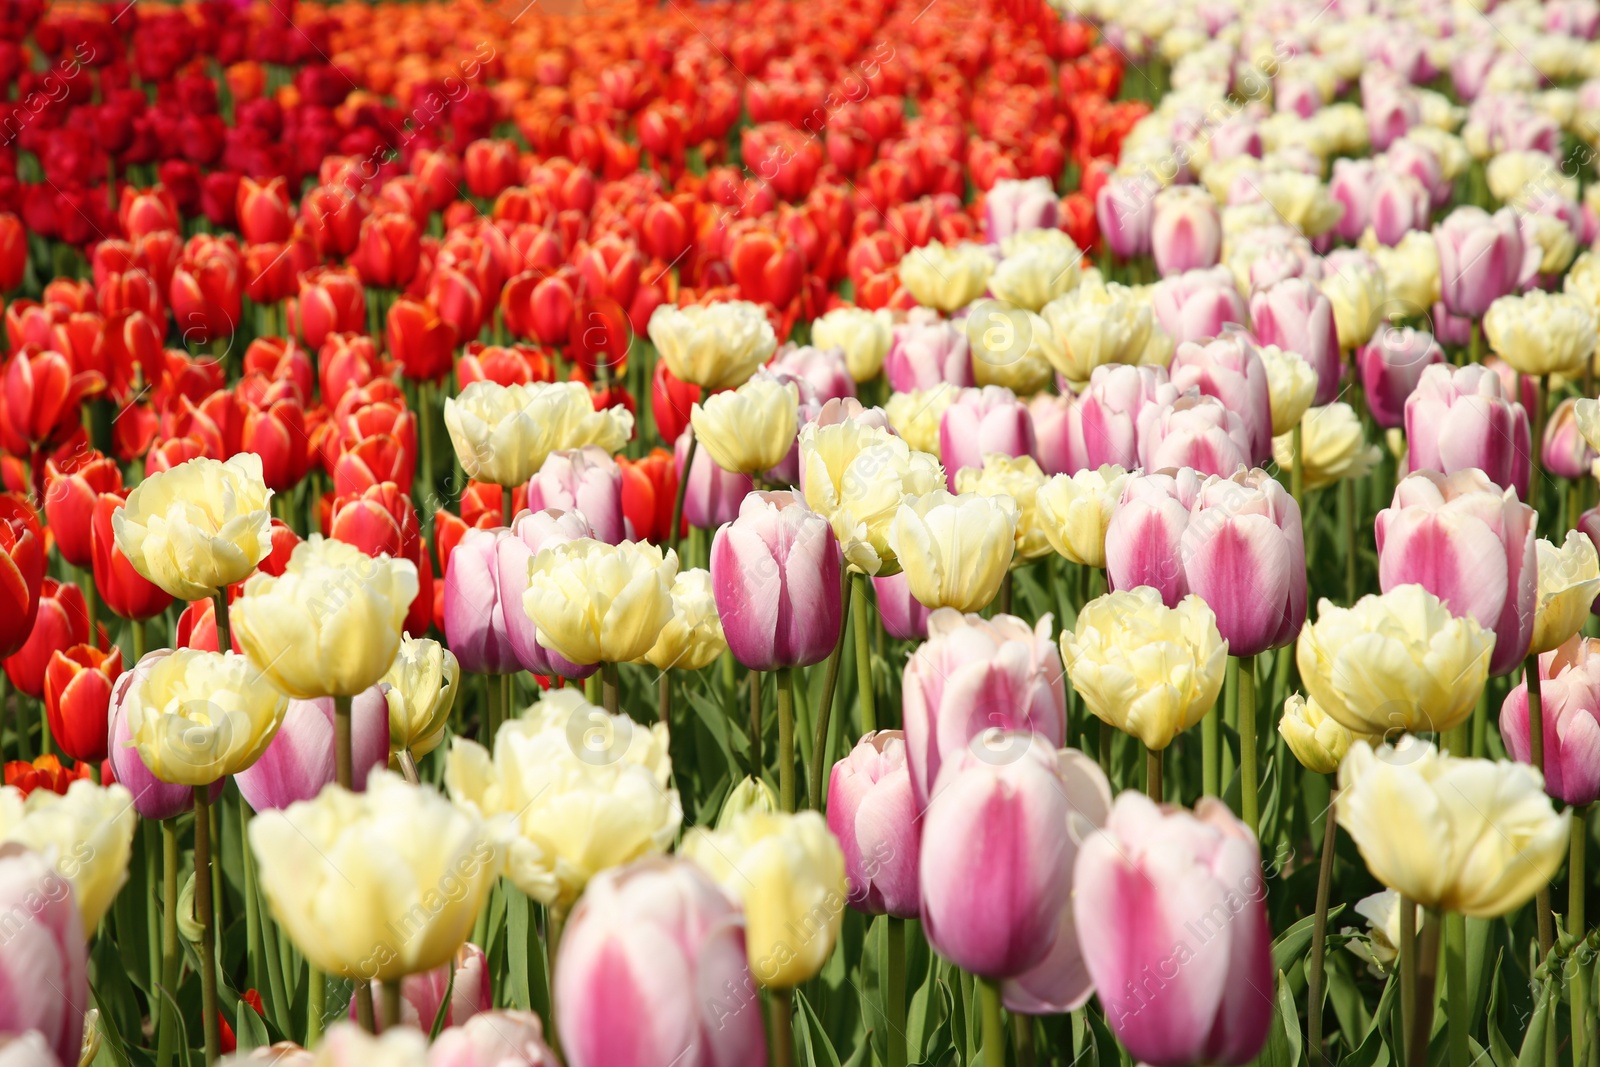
[1169,329,1272,463]
[1181,469,1306,657]
[108,650,224,820]
[443,527,525,675]
[1208,118,1262,163]
[1075,793,1274,1067]
[1435,206,1535,319]
[939,386,1037,489]
[1095,174,1158,259]
[1151,186,1222,278]
[710,490,841,671]
[1362,75,1420,151]
[986,177,1060,244]
[1450,46,1497,101]
[237,688,388,811]
[1138,394,1251,477]
[1481,356,1543,415]
[827,731,921,918]
[355,943,492,1035]
[901,609,1065,808]
[1275,75,1323,118]
[1368,170,1429,246]
[1384,138,1450,210]
[523,446,627,544]
[1544,398,1597,481]
[556,858,767,1067]
[919,732,1073,979]
[1578,507,1600,612]
[1404,363,1531,500]
[1151,266,1247,346]
[1329,158,1379,243]
[770,343,855,404]
[1105,468,1205,607]
[1501,636,1600,806]
[1430,301,1475,346]
[1078,363,1181,470]
[1250,278,1341,405]
[884,316,974,393]
[1377,469,1537,677]
[874,569,936,640]
[0,843,89,1067]
[1026,392,1087,475]
[676,425,753,530]
[1546,0,1600,37]
[429,1011,559,1067]
[494,510,600,680]
[1357,326,1445,429]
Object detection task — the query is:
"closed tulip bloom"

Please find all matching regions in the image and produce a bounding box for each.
[901,609,1066,806]
[770,344,854,405]
[938,386,1036,489]
[251,771,500,981]
[445,381,633,489]
[1141,394,1252,478]
[1274,402,1381,491]
[955,454,1052,562]
[446,690,679,908]
[1405,365,1531,499]
[1337,739,1568,918]
[90,491,171,620]
[1280,692,1372,775]
[444,527,532,676]
[555,858,766,1067]
[429,1011,559,1067]
[1531,532,1600,655]
[1028,392,1087,475]
[236,689,389,811]
[43,645,121,763]
[675,429,753,531]
[42,453,120,569]
[987,177,1061,243]
[647,301,776,391]
[383,636,460,759]
[1036,465,1129,569]
[811,306,893,383]
[0,509,42,659]
[899,240,994,312]
[1096,174,1158,258]
[1298,585,1493,736]
[711,490,842,671]
[487,510,602,680]
[0,844,88,1067]
[234,537,419,699]
[888,490,1018,613]
[640,569,726,672]
[1039,278,1154,387]
[113,454,274,601]
[885,387,957,456]
[355,942,491,1035]
[1104,468,1204,606]
[1484,290,1598,378]
[1250,278,1342,405]
[919,733,1072,979]
[799,419,944,576]
[1545,399,1598,481]
[1358,326,1446,430]
[1368,230,1442,317]
[1318,249,1389,351]
[1151,185,1223,277]
[875,570,935,640]
[827,731,920,918]
[1182,470,1306,657]
[1075,793,1273,1066]
[1077,363,1181,469]
[1169,330,1273,462]
[1501,635,1600,805]
[683,809,846,987]
[884,318,975,393]
[1435,205,1532,319]
[1257,345,1318,437]
[691,377,799,475]
[523,446,627,545]
[106,651,222,820]
[523,539,678,665]
[123,644,289,786]
[1151,266,1247,346]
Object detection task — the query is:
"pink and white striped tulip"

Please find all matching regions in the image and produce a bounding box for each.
[0,844,88,1067]
[1078,363,1181,470]
[1027,392,1088,475]
[1435,206,1536,319]
[237,687,389,811]
[1095,174,1158,259]
[676,427,753,531]
[1138,394,1252,478]
[986,177,1060,243]
[939,386,1037,491]
[1105,468,1205,607]
[770,343,856,405]
[443,527,526,676]
[1501,636,1600,807]
[874,569,936,640]
[522,446,628,545]
[482,510,601,680]
[1169,329,1273,463]
[1151,186,1222,278]
[356,942,492,1034]
[826,731,921,918]
[1151,266,1248,346]
[1250,278,1342,406]
[1404,364,1532,500]
[1544,398,1598,481]
[1357,326,1445,430]
[429,1011,558,1067]
[884,317,974,394]
[1329,158,1380,243]
[1180,470,1306,657]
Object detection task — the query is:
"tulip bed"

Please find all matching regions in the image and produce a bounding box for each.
[3,0,1600,1065]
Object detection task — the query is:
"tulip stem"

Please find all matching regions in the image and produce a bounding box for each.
[132,618,146,662]
[1290,423,1304,510]
[307,967,325,1046]
[1238,656,1258,831]
[977,976,1004,1067]
[1411,909,1440,1067]
[777,667,796,812]
[1445,911,1468,1067]
[1339,477,1357,606]
[240,800,265,1020]
[602,662,620,716]
[501,481,513,527]
[381,980,402,1030]
[1012,1014,1035,1067]
[418,380,435,505]
[770,987,794,1067]
[853,573,876,733]
[748,668,763,774]
[213,591,230,654]
[1527,653,1555,957]
[355,981,376,1032]
[1145,744,1162,802]
[398,749,421,785]
[1573,806,1590,1067]
[334,694,354,790]
[886,917,907,1067]
[193,788,222,1066]
[669,429,696,554]
[1400,895,1417,1067]
[809,572,853,810]
[1308,792,1337,1067]
[155,819,181,1067]
[657,672,670,724]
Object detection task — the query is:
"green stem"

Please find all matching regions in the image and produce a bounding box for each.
[37,696,49,757]
[1574,807,1590,1067]
[354,980,376,1032]
[1399,896,1418,1067]
[1340,476,1356,606]
[853,573,876,733]
[1239,656,1258,831]
[777,667,795,812]
[1012,1013,1036,1067]
[1291,422,1304,510]
[398,749,421,785]
[658,671,670,724]
[1528,654,1554,957]
[240,801,264,1020]
[669,429,696,554]
[381,980,402,1030]
[770,987,794,1067]
[1411,908,1440,1067]
[155,820,181,1067]
[978,976,1004,1067]
[1308,792,1337,1067]
[1445,911,1468,1067]
[502,481,513,527]
[546,904,567,1061]
[886,917,907,1067]
[1098,719,1112,776]
[307,967,325,1046]
[487,673,504,745]
[334,694,353,790]
[214,590,230,654]
[133,617,146,662]
[1146,744,1162,802]
[193,789,221,1065]
[602,662,619,716]
[418,379,435,505]
[749,668,763,774]
[809,572,852,810]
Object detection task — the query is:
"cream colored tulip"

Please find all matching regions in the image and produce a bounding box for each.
[1521,211,1579,277]
[1061,588,1227,751]
[955,454,1051,562]
[799,419,944,575]
[112,454,273,601]
[989,241,1082,312]
[1034,465,1130,568]
[682,810,846,988]
[251,771,501,981]
[444,380,632,488]
[522,539,678,665]
[898,240,994,312]
[1259,345,1318,436]
[1319,254,1388,349]
[1484,291,1597,379]
[1279,692,1372,775]
[640,567,726,671]
[718,774,779,827]
[1273,403,1380,490]
[1365,231,1441,318]
[1337,739,1568,918]
[1567,250,1600,317]
[0,780,137,931]
[647,300,777,390]
[1531,532,1600,655]
[123,648,288,786]
[382,635,459,758]
[1486,149,1579,205]
[1575,398,1600,452]
[1039,278,1154,388]
[234,537,419,699]
[1297,585,1493,736]
[1255,170,1344,237]
[884,386,958,455]
[690,377,799,475]
[1344,890,1420,975]
[969,306,1055,395]
[887,490,1018,612]
[811,306,893,383]
[445,689,679,909]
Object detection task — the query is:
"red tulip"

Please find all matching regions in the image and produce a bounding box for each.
[651,360,702,445]
[0,501,44,659]
[0,212,25,292]
[118,185,179,240]
[386,296,457,382]
[242,337,314,405]
[290,266,366,350]
[464,138,520,200]
[1,346,102,454]
[44,643,122,763]
[5,578,88,698]
[456,342,555,388]
[144,434,212,475]
[241,241,300,305]
[3,753,93,797]
[299,184,368,259]
[351,209,422,290]
[318,332,385,409]
[170,235,243,344]
[42,450,122,568]
[236,175,294,245]
[90,492,172,623]
[329,482,434,636]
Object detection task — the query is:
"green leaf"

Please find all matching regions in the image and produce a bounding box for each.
[1485,950,1516,1067]
[1253,969,1302,1067]
[1271,904,1347,976]
[505,887,531,1012]
[1516,978,1555,1067]
[430,965,456,1041]
[234,999,269,1052]
[795,988,844,1067]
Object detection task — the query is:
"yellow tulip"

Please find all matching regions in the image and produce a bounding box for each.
[690,377,800,475]
[112,454,273,601]
[1531,531,1600,654]
[1337,739,1568,918]
[898,240,994,312]
[888,490,1018,612]
[250,771,501,981]
[884,386,957,455]
[683,810,846,988]
[1319,254,1387,349]
[647,300,777,390]
[382,635,460,758]
[1364,231,1441,318]
[1485,291,1597,379]
[1034,464,1129,569]
[640,567,726,671]
[1273,402,1381,490]
[811,306,893,383]
[123,648,288,786]
[522,539,678,665]
[1279,692,1372,775]
[1297,584,1493,736]
[1259,345,1318,436]
[1255,170,1344,238]
[799,419,944,575]
[718,774,780,827]
[0,779,137,931]
[445,689,679,909]
[968,306,1056,395]
[954,454,1051,563]
[444,380,633,488]
[1039,278,1154,388]
[988,237,1082,312]
[1061,588,1227,750]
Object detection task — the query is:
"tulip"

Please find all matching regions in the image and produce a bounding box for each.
[236,176,293,244]
[647,301,776,391]
[1182,470,1306,656]
[1500,635,1600,806]
[1077,363,1180,469]
[113,454,273,601]
[442,527,529,676]
[888,490,1018,613]
[1317,248,1389,352]
[1096,174,1158,258]
[811,306,893,383]
[1035,465,1129,569]
[955,454,1052,562]
[988,231,1082,312]
[170,239,243,344]
[386,298,457,383]
[1151,266,1247,346]
[382,635,460,760]
[555,858,766,1067]
[522,539,678,666]
[1280,693,1372,775]
[446,381,633,492]
[987,177,1060,243]
[1169,330,1273,462]
[710,490,842,671]
[617,449,679,545]
[873,570,936,641]
[521,446,627,545]
[1075,793,1274,1066]
[0,779,138,932]
[770,344,855,405]
[5,579,88,700]
[122,648,288,786]
[1275,402,1382,491]
[884,387,956,457]
[827,731,920,918]
[938,386,1036,490]
[1532,532,1600,655]
[43,645,121,763]
[1485,290,1597,379]
[492,511,602,680]
[1545,398,1598,481]
[0,507,43,658]
[1368,231,1443,318]
[799,419,944,576]
[1358,327,1445,430]
[1253,346,1316,440]
[884,317,974,393]
[0,844,88,1067]
[1249,278,1342,405]
[1140,393,1252,477]
[683,809,846,988]
[901,609,1065,806]
[1434,206,1533,319]
[251,771,500,981]
[3,755,91,798]
[639,569,726,672]
[690,377,800,476]
[235,688,389,811]
[675,429,752,531]
[1406,363,1532,497]
[42,452,121,569]
[1338,739,1567,917]
[899,240,993,312]
[293,267,366,351]
[1102,467,1205,606]
[107,651,223,820]
[428,1011,559,1067]
[1039,278,1154,387]
[354,942,491,1035]
[1151,185,1222,277]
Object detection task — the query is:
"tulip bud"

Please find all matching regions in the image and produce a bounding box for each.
[719,775,779,827]
[938,386,1036,490]
[1182,470,1306,656]
[1095,174,1157,258]
[711,491,842,671]
[382,636,459,759]
[43,645,121,763]
[1279,692,1372,774]
[1434,205,1532,319]
[5,579,88,700]
[648,301,776,391]
[1169,329,1273,463]
[1140,393,1252,477]
[42,453,121,569]
[0,843,88,1067]
[1357,326,1445,430]
[1076,363,1179,469]
[1249,278,1342,405]
[522,446,628,544]
[899,240,994,312]
[1151,185,1223,277]
[888,490,1018,613]
[1544,398,1598,481]
[1532,532,1600,655]
[1151,266,1247,346]
[987,177,1061,243]
[827,731,921,918]
[1500,635,1600,806]
[691,377,800,476]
